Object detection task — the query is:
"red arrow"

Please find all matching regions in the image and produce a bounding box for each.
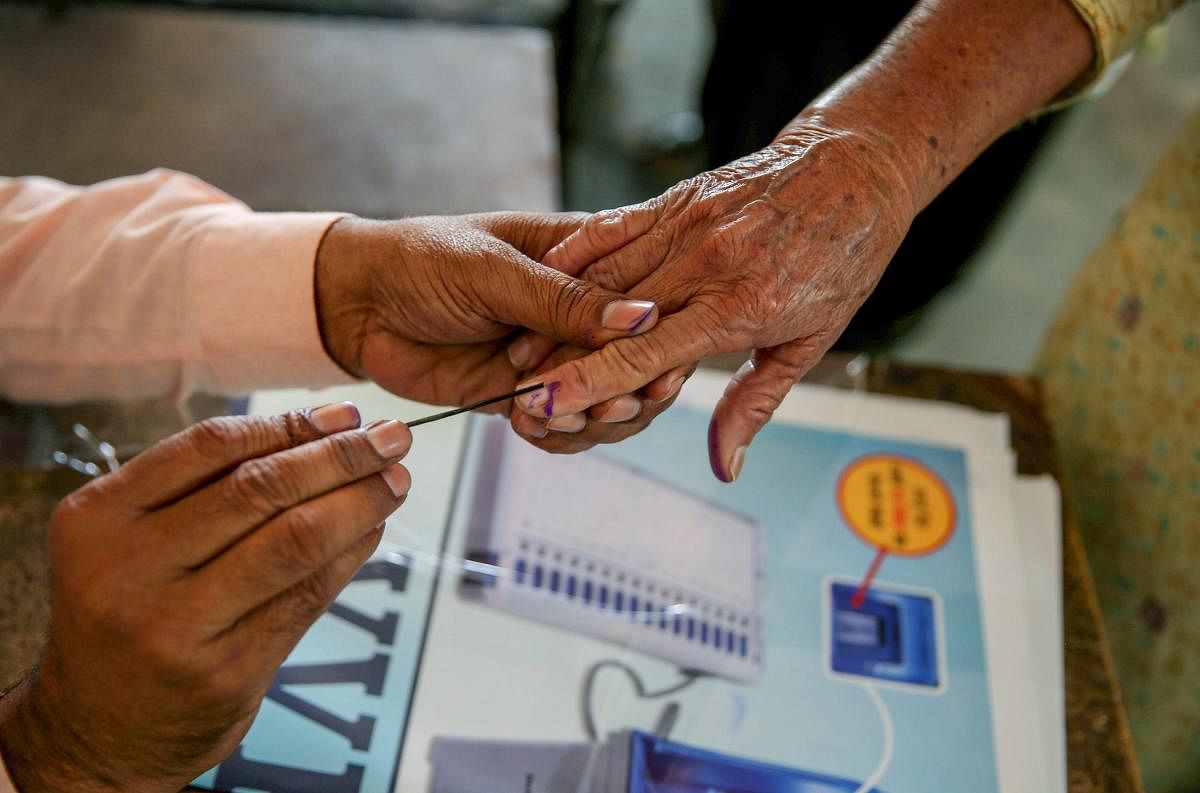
[851,547,888,609]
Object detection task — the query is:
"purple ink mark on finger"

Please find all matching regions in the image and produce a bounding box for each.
[628,306,655,333]
[707,416,730,482]
[542,382,562,417]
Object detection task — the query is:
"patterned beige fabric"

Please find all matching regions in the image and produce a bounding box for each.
[1058,0,1186,98]
[1037,107,1200,793]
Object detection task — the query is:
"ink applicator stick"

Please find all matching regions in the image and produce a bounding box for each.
[405,382,545,428]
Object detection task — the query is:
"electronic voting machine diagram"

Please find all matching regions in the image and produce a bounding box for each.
[457,418,767,682]
[222,374,1061,793]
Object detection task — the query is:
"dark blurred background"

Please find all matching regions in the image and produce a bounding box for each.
[2,0,1197,369]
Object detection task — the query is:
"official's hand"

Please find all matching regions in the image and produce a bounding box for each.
[315,213,659,413]
[0,404,410,793]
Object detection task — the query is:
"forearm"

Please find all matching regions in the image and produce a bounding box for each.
[0,170,352,403]
[779,0,1094,216]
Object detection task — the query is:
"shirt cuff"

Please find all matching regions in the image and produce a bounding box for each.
[189,210,361,395]
[1048,0,1179,109]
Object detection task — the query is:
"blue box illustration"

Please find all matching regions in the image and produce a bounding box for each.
[826,579,943,691]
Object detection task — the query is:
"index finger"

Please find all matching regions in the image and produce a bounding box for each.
[542,201,660,277]
[109,403,362,512]
[512,309,742,418]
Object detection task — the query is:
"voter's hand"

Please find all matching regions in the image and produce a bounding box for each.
[0,404,409,793]
[507,128,913,478]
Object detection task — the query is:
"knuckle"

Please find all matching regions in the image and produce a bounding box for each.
[558,359,598,401]
[141,622,205,679]
[186,416,253,459]
[607,338,660,381]
[325,431,367,477]
[186,652,264,720]
[699,227,738,266]
[229,457,302,515]
[281,409,322,448]
[739,388,785,427]
[551,280,594,333]
[289,566,338,617]
[274,506,333,572]
[682,297,743,352]
[701,289,761,348]
[194,669,256,715]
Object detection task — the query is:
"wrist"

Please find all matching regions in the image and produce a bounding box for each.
[0,672,116,793]
[778,0,1093,214]
[314,215,377,378]
[772,119,923,225]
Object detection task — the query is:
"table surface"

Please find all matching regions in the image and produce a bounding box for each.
[0,356,1139,792]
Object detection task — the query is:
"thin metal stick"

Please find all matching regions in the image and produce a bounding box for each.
[405,382,544,428]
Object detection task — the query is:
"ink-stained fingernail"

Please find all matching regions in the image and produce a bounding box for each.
[310,401,360,434]
[367,420,411,459]
[514,413,548,439]
[547,413,586,433]
[380,464,411,498]
[596,395,642,423]
[507,336,533,370]
[657,375,685,403]
[728,446,747,482]
[601,300,657,333]
[518,381,562,417]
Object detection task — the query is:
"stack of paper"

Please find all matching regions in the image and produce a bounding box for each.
[211,369,1065,793]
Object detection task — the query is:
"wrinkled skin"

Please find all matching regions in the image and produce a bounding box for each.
[0,407,411,792]
[508,125,915,477]
[316,212,660,416]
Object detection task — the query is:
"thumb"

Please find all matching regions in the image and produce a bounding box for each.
[707,341,822,482]
[493,253,661,349]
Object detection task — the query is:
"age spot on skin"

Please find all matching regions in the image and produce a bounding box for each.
[927,136,939,150]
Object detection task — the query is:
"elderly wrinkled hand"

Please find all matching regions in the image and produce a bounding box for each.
[506,124,915,477]
[0,405,410,793]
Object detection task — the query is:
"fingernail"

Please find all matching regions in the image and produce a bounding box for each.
[601,300,656,333]
[310,402,360,434]
[547,413,586,433]
[518,381,562,417]
[380,464,410,498]
[367,420,411,458]
[514,413,548,439]
[596,395,642,423]
[657,375,685,403]
[728,446,747,482]
[507,336,532,370]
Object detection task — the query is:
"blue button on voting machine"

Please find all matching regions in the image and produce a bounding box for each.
[828,580,941,690]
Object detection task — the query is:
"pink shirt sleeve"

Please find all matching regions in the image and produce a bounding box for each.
[0,169,358,402]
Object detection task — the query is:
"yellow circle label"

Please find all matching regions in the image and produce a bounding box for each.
[837,454,955,556]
